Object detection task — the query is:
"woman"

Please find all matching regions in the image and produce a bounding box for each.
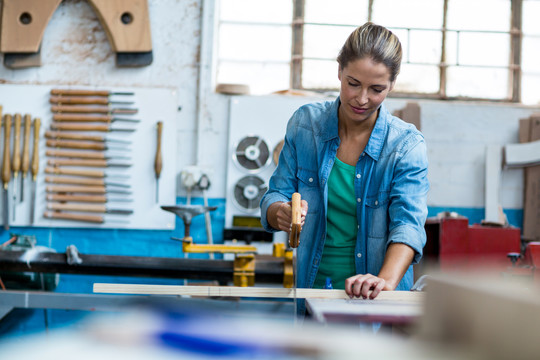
[260,22,429,310]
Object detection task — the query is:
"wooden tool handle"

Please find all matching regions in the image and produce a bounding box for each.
[45,176,105,186]
[51,89,111,97]
[289,192,302,248]
[2,114,12,186]
[45,166,105,178]
[31,118,41,181]
[44,211,104,223]
[50,123,111,132]
[53,114,112,122]
[50,96,109,105]
[46,149,106,160]
[51,105,111,113]
[45,131,106,142]
[47,159,108,167]
[47,202,107,213]
[46,194,107,203]
[46,185,106,194]
[155,121,163,179]
[12,114,21,174]
[21,114,32,175]
[46,139,107,150]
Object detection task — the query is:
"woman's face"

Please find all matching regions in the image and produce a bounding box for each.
[338,57,395,125]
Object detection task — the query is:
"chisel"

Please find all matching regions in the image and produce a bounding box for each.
[11,114,21,220]
[47,202,133,215]
[30,118,40,225]
[45,176,130,188]
[46,139,128,151]
[50,96,134,106]
[51,105,137,115]
[44,211,104,223]
[45,131,131,143]
[52,114,140,123]
[2,114,11,230]
[50,89,134,97]
[46,149,130,161]
[46,194,132,203]
[50,123,136,132]
[289,192,302,320]
[47,159,132,168]
[45,166,130,179]
[45,185,131,195]
[20,114,31,203]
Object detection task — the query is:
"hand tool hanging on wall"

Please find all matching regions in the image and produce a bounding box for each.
[47,158,131,168]
[43,211,104,224]
[11,114,22,220]
[46,139,129,151]
[30,118,40,225]
[45,176,130,188]
[50,89,135,97]
[53,114,140,123]
[51,105,137,115]
[50,123,135,132]
[154,121,163,203]
[2,114,12,230]
[47,202,132,215]
[49,96,134,106]
[46,149,130,161]
[45,131,131,143]
[44,166,130,179]
[45,184,131,195]
[46,193,132,204]
[20,114,32,203]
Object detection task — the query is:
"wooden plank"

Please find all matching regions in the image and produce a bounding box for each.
[93,283,424,302]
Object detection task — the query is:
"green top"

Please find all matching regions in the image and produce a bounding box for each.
[313,157,358,290]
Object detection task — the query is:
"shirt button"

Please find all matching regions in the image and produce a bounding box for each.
[309,177,313,183]
[357,225,360,229]
[375,200,378,205]
[361,153,365,157]
[356,174,361,179]
[357,253,362,258]
[357,198,361,203]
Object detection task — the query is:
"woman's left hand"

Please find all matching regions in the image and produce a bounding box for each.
[344,273,386,299]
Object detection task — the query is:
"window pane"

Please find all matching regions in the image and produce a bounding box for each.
[523,0,540,35]
[305,0,368,25]
[217,62,290,95]
[522,37,540,73]
[446,66,509,99]
[220,0,292,24]
[304,25,356,59]
[522,73,540,106]
[447,0,510,31]
[395,64,439,93]
[408,30,442,64]
[302,60,339,89]
[218,24,291,62]
[372,0,444,29]
[455,32,509,67]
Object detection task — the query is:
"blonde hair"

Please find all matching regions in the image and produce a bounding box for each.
[337,22,402,82]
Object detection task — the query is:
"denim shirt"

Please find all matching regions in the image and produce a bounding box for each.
[260,97,429,295]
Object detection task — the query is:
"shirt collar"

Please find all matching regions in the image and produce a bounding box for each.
[321,97,340,142]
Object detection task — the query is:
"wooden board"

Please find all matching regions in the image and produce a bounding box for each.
[93,283,425,302]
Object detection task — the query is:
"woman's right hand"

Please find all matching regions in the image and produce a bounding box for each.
[268,200,308,233]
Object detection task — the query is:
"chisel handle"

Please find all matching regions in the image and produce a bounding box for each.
[44,211,104,223]
[47,202,107,213]
[51,105,137,114]
[47,159,108,167]
[22,114,32,177]
[2,114,12,187]
[46,149,107,160]
[45,176,105,186]
[50,123,112,132]
[51,89,113,96]
[45,166,106,178]
[46,139,107,150]
[53,114,114,122]
[31,118,41,181]
[50,96,110,105]
[46,185,106,194]
[45,131,107,142]
[46,194,107,203]
[12,114,21,175]
[289,192,302,248]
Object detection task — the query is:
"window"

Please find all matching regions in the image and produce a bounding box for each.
[216,0,537,105]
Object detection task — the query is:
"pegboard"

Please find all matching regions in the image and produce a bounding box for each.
[0,84,177,230]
